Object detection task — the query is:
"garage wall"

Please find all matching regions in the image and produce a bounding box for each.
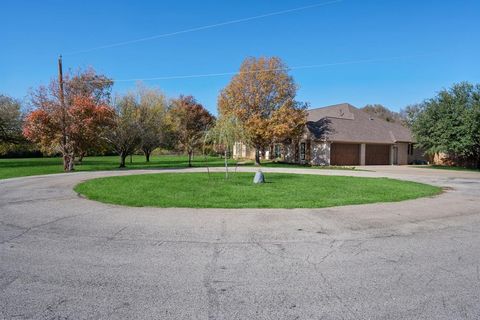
[396,143,409,165]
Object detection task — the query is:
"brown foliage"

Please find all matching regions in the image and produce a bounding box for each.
[218,56,306,164]
[167,95,215,166]
[23,69,114,171]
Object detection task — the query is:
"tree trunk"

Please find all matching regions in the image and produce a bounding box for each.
[224,149,229,179]
[77,152,86,164]
[63,154,69,171]
[188,151,193,167]
[63,153,75,172]
[68,154,75,171]
[254,148,261,166]
[145,150,151,162]
[119,152,127,168]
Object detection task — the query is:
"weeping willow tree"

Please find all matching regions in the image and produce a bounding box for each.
[205,115,245,179]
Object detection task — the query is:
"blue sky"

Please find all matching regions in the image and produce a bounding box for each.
[2,0,479,114]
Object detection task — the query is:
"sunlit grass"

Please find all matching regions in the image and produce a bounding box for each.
[0,155,357,180]
[75,172,441,208]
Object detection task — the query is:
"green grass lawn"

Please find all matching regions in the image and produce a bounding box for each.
[74,172,441,208]
[414,165,480,172]
[0,155,356,180]
[0,155,230,179]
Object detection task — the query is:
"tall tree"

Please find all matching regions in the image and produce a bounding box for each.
[23,95,114,167]
[65,67,113,105]
[167,95,215,167]
[24,68,113,171]
[69,96,115,162]
[105,94,143,168]
[137,85,167,162]
[0,95,23,151]
[411,82,480,168]
[218,56,306,165]
[400,104,422,128]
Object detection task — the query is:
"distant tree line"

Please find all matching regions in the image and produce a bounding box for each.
[1,56,308,171]
[361,104,405,124]
[19,68,218,170]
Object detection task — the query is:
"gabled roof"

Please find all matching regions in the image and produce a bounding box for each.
[306,103,413,144]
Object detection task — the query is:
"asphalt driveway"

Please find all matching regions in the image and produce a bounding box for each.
[1,166,480,319]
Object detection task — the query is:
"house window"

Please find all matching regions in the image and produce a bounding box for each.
[300,142,306,160]
[408,144,414,155]
[274,144,281,158]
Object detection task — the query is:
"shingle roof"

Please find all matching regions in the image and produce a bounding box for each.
[306,103,413,144]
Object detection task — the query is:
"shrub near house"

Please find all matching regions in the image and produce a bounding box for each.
[411,82,480,168]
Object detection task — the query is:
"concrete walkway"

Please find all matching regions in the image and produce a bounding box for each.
[1,166,480,319]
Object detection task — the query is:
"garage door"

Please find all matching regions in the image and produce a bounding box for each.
[330,143,360,165]
[365,144,390,165]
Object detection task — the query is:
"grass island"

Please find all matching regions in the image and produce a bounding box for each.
[74,172,441,208]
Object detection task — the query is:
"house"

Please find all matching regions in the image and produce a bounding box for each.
[233,103,423,165]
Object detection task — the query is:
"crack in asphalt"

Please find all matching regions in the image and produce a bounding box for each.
[0,212,96,245]
[106,226,128,241]
[0,196,75,207]
[203,218,227,320]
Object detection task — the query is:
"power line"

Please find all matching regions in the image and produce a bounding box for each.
[107,54,434,82]
[65,0,342,55]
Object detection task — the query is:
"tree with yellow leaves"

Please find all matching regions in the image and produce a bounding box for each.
[218,57,306,165]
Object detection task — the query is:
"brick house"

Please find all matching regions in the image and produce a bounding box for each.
[233,103,424,165]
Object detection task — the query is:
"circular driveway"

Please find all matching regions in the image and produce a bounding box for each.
[1,166,480,319]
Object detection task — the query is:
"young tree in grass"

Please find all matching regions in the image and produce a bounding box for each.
[137,86,167,162]
[23,68,113,171]
[218,56,307,165]
[205,115,245,178]
[105,94,143,168]
[167,95,215,167]
[0,95,23,153]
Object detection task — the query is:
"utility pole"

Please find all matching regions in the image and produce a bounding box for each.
[58,55,65,104]
[58,55,70,171]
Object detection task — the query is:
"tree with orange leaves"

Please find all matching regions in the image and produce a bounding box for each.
[23,95,114,170]
[218,57,306,165]
[23,69,114,171]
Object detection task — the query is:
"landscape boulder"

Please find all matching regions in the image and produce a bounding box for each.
[253,170,265,184]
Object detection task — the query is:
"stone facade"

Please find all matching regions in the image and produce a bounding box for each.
[311,141,331,165]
